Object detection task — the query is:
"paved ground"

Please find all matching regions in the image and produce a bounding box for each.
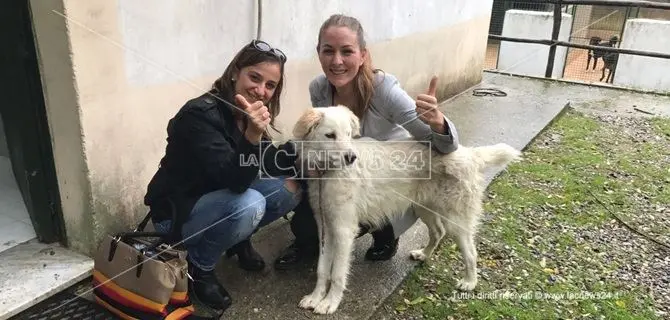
[215,72,572,320]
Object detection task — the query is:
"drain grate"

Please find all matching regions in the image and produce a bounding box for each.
[11,292,118,320]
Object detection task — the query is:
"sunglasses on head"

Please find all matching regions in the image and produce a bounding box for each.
[250,39,287,63]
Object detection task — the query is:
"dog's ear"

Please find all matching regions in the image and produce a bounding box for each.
[348,109,361,138]
[293,108,323,139]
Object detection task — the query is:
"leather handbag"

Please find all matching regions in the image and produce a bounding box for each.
[92,201,203,319]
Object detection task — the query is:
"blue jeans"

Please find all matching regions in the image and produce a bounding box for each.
[154,176,301,271]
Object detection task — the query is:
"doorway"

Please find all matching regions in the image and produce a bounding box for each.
[0,0,65,251]
[0,115,37,253]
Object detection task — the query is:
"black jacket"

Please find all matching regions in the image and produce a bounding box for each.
[144,90,297,233]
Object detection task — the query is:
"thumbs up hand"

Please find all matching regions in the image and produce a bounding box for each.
[415,75,447,133]
[235,94,271,144]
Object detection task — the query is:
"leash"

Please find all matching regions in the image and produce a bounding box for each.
[472,88,507,97]
[319,178,325,253]
[315,166,326,254]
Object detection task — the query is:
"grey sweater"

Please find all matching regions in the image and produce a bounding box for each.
[309,71,459,154]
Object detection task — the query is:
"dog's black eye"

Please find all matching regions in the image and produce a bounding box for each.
[325,133,336,139]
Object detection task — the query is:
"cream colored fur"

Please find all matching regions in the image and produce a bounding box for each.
[292,106,522,314]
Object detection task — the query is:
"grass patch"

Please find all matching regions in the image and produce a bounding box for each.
[373,109,669,320]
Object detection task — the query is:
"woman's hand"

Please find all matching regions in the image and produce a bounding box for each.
[235,94,271,144]
[415,76,447,134]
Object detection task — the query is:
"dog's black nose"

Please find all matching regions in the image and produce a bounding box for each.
[344,152,357,165]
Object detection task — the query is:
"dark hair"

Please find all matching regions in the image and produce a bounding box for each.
[317,14,377,119]
[211,41,286,137]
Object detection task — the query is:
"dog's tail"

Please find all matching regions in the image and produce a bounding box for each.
[472,143,522,171]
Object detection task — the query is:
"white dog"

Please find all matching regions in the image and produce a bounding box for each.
[290,106,522,314]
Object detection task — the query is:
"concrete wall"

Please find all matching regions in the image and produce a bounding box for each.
[498,10,573,78]
[30,0,96,253]
[614,19,670,93]
[30,0,493,255]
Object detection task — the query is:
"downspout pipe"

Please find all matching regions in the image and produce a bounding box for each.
[256,0,262,40]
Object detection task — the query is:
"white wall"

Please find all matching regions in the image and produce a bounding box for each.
[118,0,490,86]
[498,10,573,78]
[32,0,494,254]
[260,0,490,60]
[614,19,670,93]
[118,0,256,86]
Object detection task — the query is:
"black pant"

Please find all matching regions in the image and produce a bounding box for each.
[289,184,396,249]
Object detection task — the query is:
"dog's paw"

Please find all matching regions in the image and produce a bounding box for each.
[456,278,477,291]
[299,293,324,310]
[313,297,341,314]
[409,249,426,261]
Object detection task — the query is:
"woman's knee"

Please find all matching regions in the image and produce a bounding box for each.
[284,178,300,194]
[207,189,267,236]
[233,189,267,228]
[262,177,303,212]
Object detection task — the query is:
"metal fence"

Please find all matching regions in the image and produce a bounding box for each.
[485,0,670,86]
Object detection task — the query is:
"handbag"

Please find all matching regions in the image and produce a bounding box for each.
[92,200,215,319]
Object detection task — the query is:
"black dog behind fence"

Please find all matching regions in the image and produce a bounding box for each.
[586,36,603,71]
[586,36,620,83]
[489,0,670,84]
[601,49,619,84]
[586,36,619,72]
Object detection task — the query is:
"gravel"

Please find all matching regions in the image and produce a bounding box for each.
[533,112,670,317]
[588,114,669,317]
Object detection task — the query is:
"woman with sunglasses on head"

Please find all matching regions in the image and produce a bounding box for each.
[144,40,299,312]
[274,14,460,270]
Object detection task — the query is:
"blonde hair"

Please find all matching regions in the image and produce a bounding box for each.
[317,14,378,119]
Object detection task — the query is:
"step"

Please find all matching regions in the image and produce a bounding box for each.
[8,290,116,320]
[0,239,93,319]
